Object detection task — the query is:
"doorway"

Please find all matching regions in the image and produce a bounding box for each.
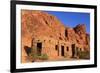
[37,42,42,56]
[71,44,75,57]
[61,46,64,56]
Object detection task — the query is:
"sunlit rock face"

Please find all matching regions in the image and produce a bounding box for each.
[21,10,90,63]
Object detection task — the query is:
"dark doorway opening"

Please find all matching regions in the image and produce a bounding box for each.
[37,42,42,56]
[71,44,75,57]
[61,46,64,56]
[55,45,59,56]
[76,47,79,56]
[55,45,58,50]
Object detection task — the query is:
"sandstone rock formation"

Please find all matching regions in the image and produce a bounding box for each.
[21,10,90,63]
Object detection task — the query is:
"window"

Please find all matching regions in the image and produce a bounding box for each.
[55,45,58,50]
[66,47,69,51]
[61,46,64,56]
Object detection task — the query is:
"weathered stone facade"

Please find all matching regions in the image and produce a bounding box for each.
[21,10,90,63]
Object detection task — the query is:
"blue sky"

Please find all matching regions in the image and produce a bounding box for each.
[45,11,90,33]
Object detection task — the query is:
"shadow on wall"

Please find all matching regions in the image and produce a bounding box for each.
[24,46,31,56]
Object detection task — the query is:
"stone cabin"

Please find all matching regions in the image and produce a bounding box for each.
[22,26,89,62]
[28,36,84,61]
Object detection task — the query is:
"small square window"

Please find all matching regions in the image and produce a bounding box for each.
[55,45,58,50]
[66,47,69,51]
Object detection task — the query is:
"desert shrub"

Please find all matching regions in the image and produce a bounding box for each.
[40,54,48,60]
[78,50,90,59]
[29,53,48,60]
[29,48,48,61]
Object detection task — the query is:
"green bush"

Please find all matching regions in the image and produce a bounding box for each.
[29,53,37,62]
[29,53,48,60]
[78,51,90,59]
[29,48,48,61]
[40,54,48,60]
